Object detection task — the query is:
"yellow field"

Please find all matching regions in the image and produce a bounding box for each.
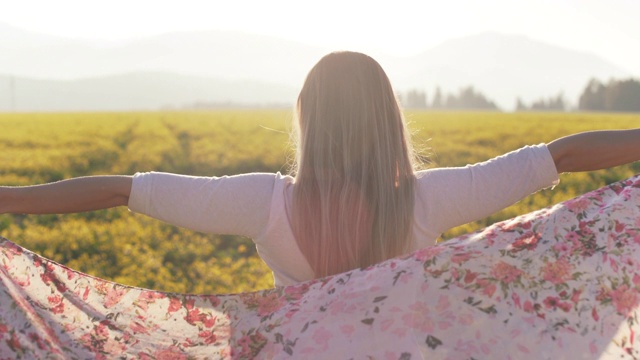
[1,110,639,294]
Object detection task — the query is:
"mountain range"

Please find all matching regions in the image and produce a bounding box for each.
[0,22,632,111]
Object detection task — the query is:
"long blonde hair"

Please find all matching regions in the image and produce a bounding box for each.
[291,51,416,277]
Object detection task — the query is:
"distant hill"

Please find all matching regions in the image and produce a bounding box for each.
[385,33,630,109]
[0,73,297,112]
[0,24,327,85]
[0,23,632,111]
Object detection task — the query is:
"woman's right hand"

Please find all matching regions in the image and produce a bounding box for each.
[0,176,132,215]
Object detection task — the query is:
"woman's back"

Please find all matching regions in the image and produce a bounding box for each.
[291,51,417,277]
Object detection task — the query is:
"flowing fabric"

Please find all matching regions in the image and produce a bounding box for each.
[1,175,640,359]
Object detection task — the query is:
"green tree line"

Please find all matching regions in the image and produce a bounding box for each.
[400,77,640,112]
[578,78,640,112]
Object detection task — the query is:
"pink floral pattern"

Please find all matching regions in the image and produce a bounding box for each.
[1,175,640,359]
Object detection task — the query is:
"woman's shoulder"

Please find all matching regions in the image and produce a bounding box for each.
[274,172,295,183]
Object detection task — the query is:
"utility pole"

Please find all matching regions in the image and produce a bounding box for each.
[9,76,16,112]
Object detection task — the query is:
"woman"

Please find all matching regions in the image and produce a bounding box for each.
[1,51,639,287]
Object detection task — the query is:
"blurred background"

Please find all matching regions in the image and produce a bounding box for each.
[0,0,639,112]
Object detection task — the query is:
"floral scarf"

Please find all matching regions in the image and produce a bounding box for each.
[1,175,639,359]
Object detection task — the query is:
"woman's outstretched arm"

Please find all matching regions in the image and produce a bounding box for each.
[547,128,640,173]
[0,176,132,214]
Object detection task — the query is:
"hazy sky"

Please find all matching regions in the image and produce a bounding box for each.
[1,0,639,75]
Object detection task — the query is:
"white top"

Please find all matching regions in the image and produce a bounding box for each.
[128,144,559,286]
